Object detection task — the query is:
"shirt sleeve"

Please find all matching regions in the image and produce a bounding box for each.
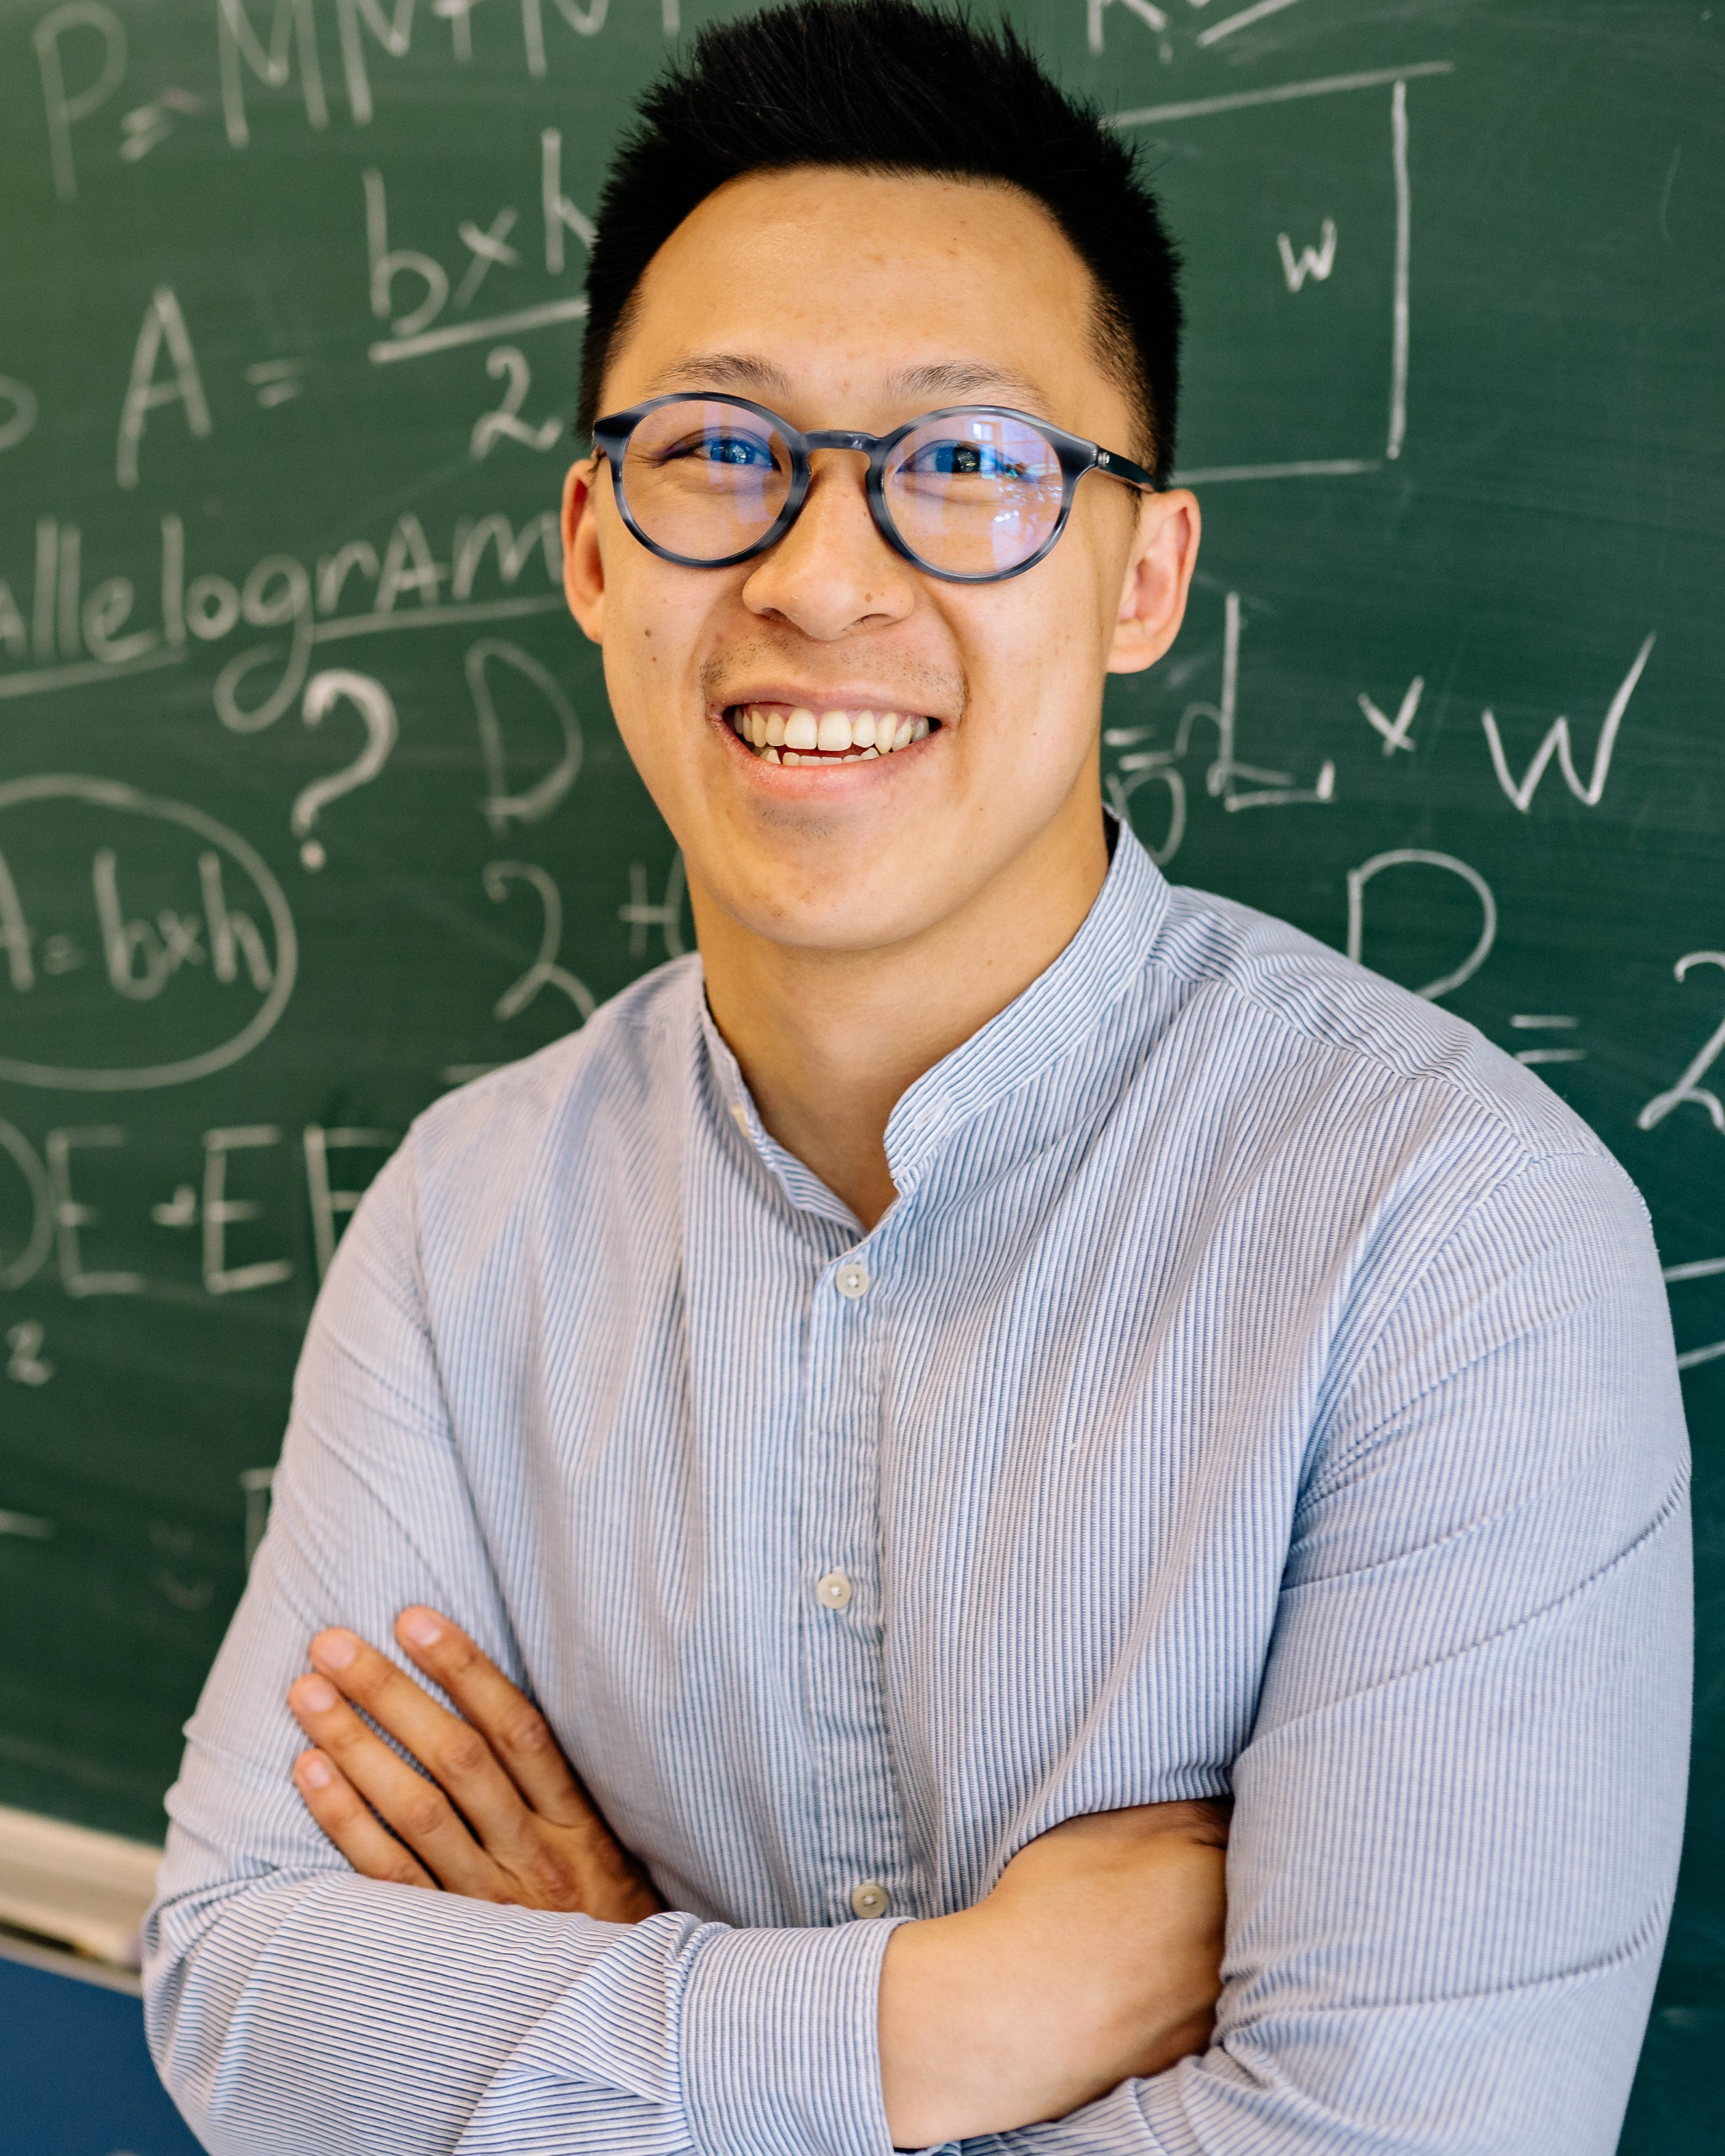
[141,1138,902,2156]
[986,1144,1692,2156]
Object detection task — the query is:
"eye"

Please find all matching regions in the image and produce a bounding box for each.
[906,438,1034,481]
[663,429,779,469]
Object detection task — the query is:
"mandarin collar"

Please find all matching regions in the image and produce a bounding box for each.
[698,816,1169,1225]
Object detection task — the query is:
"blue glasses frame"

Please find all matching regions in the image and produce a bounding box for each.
[589,394,1161,586]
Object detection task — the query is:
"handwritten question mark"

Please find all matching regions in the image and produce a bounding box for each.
[292,670,398,870]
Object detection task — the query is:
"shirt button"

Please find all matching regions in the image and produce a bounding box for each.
[850,1880,891,1919]
[815,1570,853,1610]
[835,1260,870,1300]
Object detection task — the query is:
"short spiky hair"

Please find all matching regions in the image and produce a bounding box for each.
[577,0,1182,482]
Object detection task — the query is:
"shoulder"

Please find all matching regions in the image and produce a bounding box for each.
[398,955,703,1213]
[1145,879,1609,1173]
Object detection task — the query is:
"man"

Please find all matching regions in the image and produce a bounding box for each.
[145,4,1690,2151]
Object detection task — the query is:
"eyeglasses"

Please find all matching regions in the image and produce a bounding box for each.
[590,395,1159,585]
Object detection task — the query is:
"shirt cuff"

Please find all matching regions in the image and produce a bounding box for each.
[992,2073,1177,2154]
[681,1915,907,2156]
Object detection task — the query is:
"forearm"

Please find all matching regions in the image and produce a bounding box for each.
[995,1154,1692,2156]
[147,1825,902,2156]
[146,1849,696,2154]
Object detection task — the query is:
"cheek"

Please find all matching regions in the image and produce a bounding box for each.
[956,557,1111,712]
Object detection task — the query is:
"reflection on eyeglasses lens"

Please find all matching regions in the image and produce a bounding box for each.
[616,398,1068,577]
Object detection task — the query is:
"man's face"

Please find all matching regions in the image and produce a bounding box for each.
[563,167,1198,956]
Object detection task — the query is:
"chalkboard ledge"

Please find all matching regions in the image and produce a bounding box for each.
[0,1804,159,1971]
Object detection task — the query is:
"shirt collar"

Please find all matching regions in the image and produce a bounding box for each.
[881,815,1166,1193]
[697,813,1169,1218]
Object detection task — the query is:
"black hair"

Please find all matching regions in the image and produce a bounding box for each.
[577,0,1182,482]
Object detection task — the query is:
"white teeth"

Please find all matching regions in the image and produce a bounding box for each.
[739,705,936,764]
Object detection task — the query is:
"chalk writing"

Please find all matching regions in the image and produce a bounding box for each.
[1509,1014,1584,1067]
[1088,0,1169,54]
[471,345,563,458]
[1662,1255,1725,1373]
[116,286,212,492]
[202,1125,292,1292]
[1638,953,1725,1135]
[246,358,304,408]
[1115,70,1446,480]
[1482,634,1655,812]
[1346,849,1497,1000]
[5,1320,53,1386]
[34,0,127,200]
[468,638,582,830]
[620,852,688,960]
[1359,674,1422,755]
[361,154,591,365]
[455,207,521,309]
[150,1520,213,1611]
[304,1125,397,1278]
[483,860,594,1021]
[48,1125,142,1295]
[0,1122,54,1289]
[121,84,203,161]
[241,1465,275,1568]
[0,776,296,1091]
[1278,218,1337,291]
[0,1505,54,1539]
[0,376,38,455]
[292,669,399,869]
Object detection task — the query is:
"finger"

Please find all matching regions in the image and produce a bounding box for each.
[393,1609,593,1827]
[288,1669,507,1897]
[292,1747,436,1891]
[307,1627,536,1850]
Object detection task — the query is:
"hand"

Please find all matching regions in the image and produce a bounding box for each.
[879,1798,1229,2146]
[286,1608,663,1922]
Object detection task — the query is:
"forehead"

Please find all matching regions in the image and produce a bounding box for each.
[607,166,1118,428]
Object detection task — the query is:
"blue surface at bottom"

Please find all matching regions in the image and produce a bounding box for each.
[0,1948,205,2156]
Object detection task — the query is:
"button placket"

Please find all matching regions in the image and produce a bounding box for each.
[795,1239,906,1928]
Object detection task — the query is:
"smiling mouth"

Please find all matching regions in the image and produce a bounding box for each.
[725,704,936,765]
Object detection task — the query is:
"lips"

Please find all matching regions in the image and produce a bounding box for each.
[726,704,935,765]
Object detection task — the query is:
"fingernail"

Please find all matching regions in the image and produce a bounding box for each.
[398,1609,442,1648]
[298,1752,334,1789]
[312,1629,357,1670]
[297,1675,338,1713]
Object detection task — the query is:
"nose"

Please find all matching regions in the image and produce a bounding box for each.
[738,448,919,641]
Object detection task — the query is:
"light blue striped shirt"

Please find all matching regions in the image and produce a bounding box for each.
[145,822,1690,2156]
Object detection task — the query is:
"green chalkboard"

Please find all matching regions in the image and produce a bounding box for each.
[0,0,1719,2140]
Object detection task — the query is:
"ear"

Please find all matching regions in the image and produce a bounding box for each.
[1107,488,1200,676]
[562,455,605,643]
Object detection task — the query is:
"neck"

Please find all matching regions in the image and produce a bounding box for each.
[694,793,1112,1232]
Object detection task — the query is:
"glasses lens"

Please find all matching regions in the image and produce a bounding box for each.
[882,412,1065,577]
[618,399,794,563]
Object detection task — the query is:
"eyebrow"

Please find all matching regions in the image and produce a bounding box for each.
[885,360,1051,411]
[645,352,796,397]
[643,352,1054,416]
